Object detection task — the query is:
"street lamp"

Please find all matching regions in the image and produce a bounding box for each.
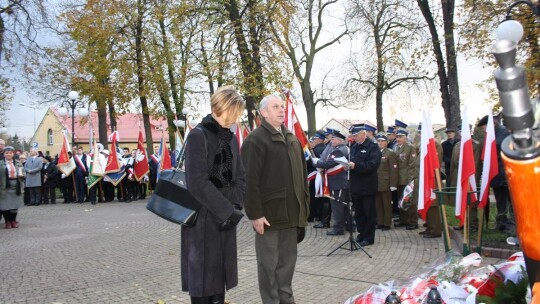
[19,102,40,135]
[173,109,199,129]
[58,91,89,147]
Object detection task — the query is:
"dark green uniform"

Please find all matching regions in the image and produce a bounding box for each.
[396,143,417,227]
[376,148,398,228]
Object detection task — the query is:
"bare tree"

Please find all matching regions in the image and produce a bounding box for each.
[270,0,348,135]
[347,0,432,130]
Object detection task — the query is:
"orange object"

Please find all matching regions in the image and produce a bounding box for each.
[502,153,540,261]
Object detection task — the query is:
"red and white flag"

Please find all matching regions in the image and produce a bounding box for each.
[284,90,311,160]
[418,111,441,220]
[455,106,477,225]
[479,109,499,208]
[234,123,244,150]
[57,130,71,167]
[57,130,76,176]
[105,132,121,173]
[133,131,149,181]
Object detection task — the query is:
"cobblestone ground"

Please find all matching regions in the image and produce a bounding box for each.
[0,200,449,304]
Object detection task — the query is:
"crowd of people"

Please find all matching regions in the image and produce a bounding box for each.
[0,88,513,303]
[0,139,168,229]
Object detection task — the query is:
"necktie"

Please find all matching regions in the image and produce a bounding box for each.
[9,162,16,178]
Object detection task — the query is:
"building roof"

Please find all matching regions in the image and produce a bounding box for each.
[50,108,170,142]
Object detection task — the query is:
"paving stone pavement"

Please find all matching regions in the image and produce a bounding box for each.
[1,200,452,304]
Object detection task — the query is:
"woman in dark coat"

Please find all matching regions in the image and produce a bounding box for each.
[0,146,24,228]
[182,85,246,304]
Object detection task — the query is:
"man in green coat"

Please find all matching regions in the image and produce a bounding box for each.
[242,94,309,304]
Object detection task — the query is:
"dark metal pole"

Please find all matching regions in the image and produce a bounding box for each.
[71,103,75,148]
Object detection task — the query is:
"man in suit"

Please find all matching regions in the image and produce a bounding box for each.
[73,146,88,203]
[24,148,44,206]
[148,145,160,191]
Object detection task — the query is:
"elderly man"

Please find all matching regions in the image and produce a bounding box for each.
[24,148,44,206]
[348,125,381,246]
[313,129,349,235]
[242,94,309,304]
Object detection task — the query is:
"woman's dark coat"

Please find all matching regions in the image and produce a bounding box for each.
[42,162,59,188]
[182,119,246,297]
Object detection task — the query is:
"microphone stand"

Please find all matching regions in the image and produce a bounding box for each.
[327,141,372,258]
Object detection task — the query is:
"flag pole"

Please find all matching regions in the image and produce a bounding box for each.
[282,89,315,157]
[435,168,451,250]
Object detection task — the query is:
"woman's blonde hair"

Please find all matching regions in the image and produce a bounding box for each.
[211,85,246,123]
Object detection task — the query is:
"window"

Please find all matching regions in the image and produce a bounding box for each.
[48,129,53,145]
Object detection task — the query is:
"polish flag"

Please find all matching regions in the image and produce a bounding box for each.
[234,123,244,150]
[479,110,499,208]
[455,106,477,225]
[284,90,311,160]
[418,111,441,220]
[133,131,149,181]
[57,130,72,166]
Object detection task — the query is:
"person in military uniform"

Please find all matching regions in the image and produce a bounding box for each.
[393,129,418,230]
[348,125,381,246]
[375,133,398,230]
[391,119,407,216]
[313,130,349,235]
[386,127,397,150]
[308,130,330,225]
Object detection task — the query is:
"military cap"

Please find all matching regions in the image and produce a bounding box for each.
[477,115,488,127]
[311,131,326,141]
[324,128,334,135]
[386,126,395,134]
[331,130,346,140]
[376,133,388,141]
[350,125,365,135]
[395,119,408,128]
[396,129,408,136]
[445,128,456,133]
[4,146,15,151]
[364,124,377,133]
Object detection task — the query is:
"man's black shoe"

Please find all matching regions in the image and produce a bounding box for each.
[419,230,428,235]
[423,233,441,238]
[394,222,406,227]
[359,240,374,246]
[355,235,363,242]
[313,222,329,228]
[326,229,344,236]
[382,226,391,231]
[453,225,464,231]
[406,225,418,230]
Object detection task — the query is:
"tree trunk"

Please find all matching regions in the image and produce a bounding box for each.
[301,82,316,135]
[416,0,453,128]
[224,0,265,127]
[157,0,180,116]
[107,99,117,134]
[442,0,461,129]
[96,100,108,150]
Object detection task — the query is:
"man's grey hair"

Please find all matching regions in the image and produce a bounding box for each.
[259,94,283,111]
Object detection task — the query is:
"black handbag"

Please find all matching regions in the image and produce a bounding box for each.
[146,169,201,226]
[146,126,206,226]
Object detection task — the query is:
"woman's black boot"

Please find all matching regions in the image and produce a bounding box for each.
[210,294,225,304]
[190,296,210,304]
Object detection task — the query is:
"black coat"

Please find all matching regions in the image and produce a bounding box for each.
[349,139,381,196]
[182,116,246,297]
[42,163,59,188]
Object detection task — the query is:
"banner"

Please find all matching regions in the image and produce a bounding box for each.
[133,131,149,181]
